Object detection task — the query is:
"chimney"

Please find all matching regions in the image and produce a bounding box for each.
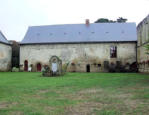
[85,19,90,26]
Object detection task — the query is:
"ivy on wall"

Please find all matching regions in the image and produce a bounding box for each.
[145,44,149,55]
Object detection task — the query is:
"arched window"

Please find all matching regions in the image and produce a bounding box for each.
[24,60,28,71]
[37,63,42,72]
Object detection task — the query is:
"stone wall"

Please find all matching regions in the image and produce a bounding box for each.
[137,15,149,73]
[0,43,12,71]
[20,42,137,72]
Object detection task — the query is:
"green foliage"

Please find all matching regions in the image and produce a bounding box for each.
[12,67,19,72]
[117,17,127,23]
[42,65,49,73]
[62,62,69,74]
[95,17,127,23]
[11,41,20,68]
[95,18,115,23]
[144,44,149,55]
[42,65,51,77]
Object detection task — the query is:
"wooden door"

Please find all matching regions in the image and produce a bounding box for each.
[37,63,41,71]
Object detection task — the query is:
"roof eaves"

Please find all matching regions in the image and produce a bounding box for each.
[0,41,11,46]
[20,40,137,45]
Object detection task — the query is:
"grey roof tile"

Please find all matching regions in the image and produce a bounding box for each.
[0,31,9,44]
[21,23,137,44]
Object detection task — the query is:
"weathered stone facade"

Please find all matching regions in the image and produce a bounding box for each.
[20,42,137,72]
[137,15,149,73]
[0,43,12,71]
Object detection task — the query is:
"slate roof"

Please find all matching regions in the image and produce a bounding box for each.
[0,31,9,44]
[21,23,137,44]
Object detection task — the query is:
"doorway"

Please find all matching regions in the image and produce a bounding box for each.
[37,63,42,71]
[24,60,28,71]
[86,64,90,72]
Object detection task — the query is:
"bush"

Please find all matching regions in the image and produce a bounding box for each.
[42,65,51,76]
[62,63,69,75]
[12,67,19,72]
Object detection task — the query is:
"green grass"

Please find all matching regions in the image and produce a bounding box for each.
[0,72,149,115]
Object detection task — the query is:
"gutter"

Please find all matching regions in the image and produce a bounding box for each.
[19,41,137,45]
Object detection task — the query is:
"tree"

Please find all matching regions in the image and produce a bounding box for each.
[94,17,127,23]
[95,18,115,23]
[9,40,20,68]
[145,44,149,55]
[117,17,127,23]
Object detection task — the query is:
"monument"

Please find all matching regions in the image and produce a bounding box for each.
[42,56,62,77]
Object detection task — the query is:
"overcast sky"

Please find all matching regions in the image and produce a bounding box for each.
[0,0,149,41]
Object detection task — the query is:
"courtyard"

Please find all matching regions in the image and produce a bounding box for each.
[0,72,149,115]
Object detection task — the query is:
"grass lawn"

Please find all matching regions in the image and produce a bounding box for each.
[0,72,149,115]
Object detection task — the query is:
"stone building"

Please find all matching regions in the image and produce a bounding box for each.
[137,14,149,73]
[20,21,137,72]
[0,31,12,71]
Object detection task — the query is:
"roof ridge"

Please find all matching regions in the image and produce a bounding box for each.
[29,22,136,28]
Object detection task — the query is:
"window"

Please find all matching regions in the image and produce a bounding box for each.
[110,46,117,58]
